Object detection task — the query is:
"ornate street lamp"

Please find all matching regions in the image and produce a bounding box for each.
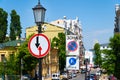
[32,0,46,80]
[33,0,46,33]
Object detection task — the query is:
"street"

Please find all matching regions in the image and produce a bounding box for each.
[69,73,85,80]
[69,68,99,80]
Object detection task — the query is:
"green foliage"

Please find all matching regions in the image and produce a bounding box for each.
[94,43,102,67]
[15,35,38,75]
[109,34,120,79]
[101,34,120,79]
[0,57,15,75]
[0,62,4,75]
[6,54,17,75]
[0,8,8,43]
[101,49,115,74]
[51,33,66,71]
[10,10,22,40]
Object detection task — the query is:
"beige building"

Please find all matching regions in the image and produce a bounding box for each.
[26,22,65,78]
[26,22,64,39]
[0,39,24,62]
[26,17,85,78]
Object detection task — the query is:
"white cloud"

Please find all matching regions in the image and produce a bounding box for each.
[83,28,113,50]
[92,29,113,37]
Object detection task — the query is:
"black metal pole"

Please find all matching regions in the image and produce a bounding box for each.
[85,59,88,80]
[38,23,42,80]
[39,58,42,80]
[3,64,5,80]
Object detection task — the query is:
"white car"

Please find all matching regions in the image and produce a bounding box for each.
[96,71,101,76]
[52,73,60,80]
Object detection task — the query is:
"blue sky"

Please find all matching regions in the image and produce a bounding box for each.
[0,0,119,50]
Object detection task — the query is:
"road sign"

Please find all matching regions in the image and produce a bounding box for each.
[69,58,76,65]
[66,35,79,55]
[67,41,78,52]
[28,34,50,58]
[66,56,79,70]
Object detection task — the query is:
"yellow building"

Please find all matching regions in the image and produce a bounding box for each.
[0,39,24,62]
[26,22,64,39]
[26,22,65,78]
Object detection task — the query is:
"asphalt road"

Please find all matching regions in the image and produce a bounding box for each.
[69,68,98,80]
[69,73,85,80]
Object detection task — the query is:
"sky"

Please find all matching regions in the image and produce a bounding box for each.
[0,0,119,50]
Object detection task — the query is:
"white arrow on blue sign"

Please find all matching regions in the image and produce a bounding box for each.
[69,58,76,65]
[66,56,79,70]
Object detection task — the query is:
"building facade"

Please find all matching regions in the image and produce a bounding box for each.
[0,39,24,62]
[51,17,85,71]
[114,4,120,34]
[26,22,65,78]
[26,17,84,77]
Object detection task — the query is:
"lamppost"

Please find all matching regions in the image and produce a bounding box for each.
[32,0,46,80]
[85,59,88,80]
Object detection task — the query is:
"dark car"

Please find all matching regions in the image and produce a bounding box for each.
[86,76,94,80]
[81,69,86,74]
[86,74,97,80]
[90,74,97,80]
[68,73,72,79]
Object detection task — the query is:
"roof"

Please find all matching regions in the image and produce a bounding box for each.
[26,22,64,30]
[100,43,109,47]
[0,40,25,49]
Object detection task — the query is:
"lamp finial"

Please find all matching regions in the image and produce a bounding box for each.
[38,0,40,4]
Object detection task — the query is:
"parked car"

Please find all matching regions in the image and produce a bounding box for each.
[96,71,101,76]
[93,65,99,68]
[71,73,77,77]
[90,74,97,80]
[52,73,60,80]
[61,73,67,79]
[81,69,86,74]
[68,73,72,79]
[86,75,95,80]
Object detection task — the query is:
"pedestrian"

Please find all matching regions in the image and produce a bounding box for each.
[109,74,117,80]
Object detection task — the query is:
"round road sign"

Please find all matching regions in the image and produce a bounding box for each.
[67,41,78,52]
[69,58,76,65]
[28,34,50,58]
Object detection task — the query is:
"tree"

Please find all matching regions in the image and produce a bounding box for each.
[10,10,22,40]
[94,43,102,67]
[101,49,115,74]
[109,34,120,79]
[0,8,8,43]
[6,54,17,75]
[101,34,120,78]
[51,33,66,71]
[15,35,38,75]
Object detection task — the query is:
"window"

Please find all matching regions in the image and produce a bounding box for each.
[1,54,5,62]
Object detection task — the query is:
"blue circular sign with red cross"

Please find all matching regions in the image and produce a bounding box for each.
[67,41,78,52]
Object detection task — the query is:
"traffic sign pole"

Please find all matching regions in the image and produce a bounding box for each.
[38,24,42,80]
[28,33,50,80]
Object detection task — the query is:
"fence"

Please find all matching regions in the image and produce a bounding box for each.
[0,75,20,80]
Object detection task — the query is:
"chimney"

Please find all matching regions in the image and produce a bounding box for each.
[16,36,19,40]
